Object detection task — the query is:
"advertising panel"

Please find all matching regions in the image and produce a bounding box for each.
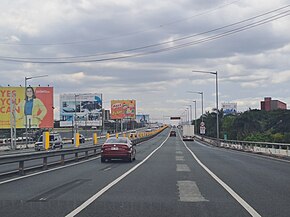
[136,114,149,124]
[111,100,136,120]
[222,103,237,115]
[0,87,54,129]
[60,93,102,127]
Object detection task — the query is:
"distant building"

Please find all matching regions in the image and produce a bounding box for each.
[260,97,287,111]
[104,109,110,121]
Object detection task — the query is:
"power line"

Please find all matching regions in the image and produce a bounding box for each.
[3,4,288,61]
[0,0,240,46]
[0,6,289,63]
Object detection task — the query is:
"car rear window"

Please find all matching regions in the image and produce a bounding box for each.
[105,138,127,144]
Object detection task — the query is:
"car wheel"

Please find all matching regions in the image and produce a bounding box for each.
[128,154,133,162]
[101,157,105,163]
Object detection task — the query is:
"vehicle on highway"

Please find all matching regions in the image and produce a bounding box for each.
[72,134,86,144]
[170,130,176,137]
[129,130,137,138]
[182,124,195,141]
[35,133,63,151]
[101,137,136,162]
[145,128,152,132]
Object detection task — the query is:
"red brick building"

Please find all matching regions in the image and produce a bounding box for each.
[261,97,287,111]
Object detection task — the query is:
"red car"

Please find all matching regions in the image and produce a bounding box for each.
[170,130,177,137]
[101,137,136,163]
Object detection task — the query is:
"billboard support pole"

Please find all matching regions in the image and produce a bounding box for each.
[24,74,48,148]
[101,94,104,135]
[24,77,28,148]
[10,91,16,150]
[121,119,123,132]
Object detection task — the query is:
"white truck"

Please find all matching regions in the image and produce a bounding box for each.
[182,125,195,141]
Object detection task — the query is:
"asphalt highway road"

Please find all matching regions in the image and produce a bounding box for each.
[0,128,290,217]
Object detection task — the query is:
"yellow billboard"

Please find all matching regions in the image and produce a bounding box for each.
[111,100,136,120]
[0,87,54,129]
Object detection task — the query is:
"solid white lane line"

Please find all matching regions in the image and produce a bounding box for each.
[0,156,100,186]
[181,138,261,216]
[65,133,170,217]
[177,181,208,202]
[176,164,191,172]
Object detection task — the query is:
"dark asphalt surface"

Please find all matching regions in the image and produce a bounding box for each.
[0,128,290,216]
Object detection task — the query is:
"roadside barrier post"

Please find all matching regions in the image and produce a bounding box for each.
[123,133,126,137]
[106,133,110,139]
[93,133,98,145]
[43,132,50,151]
[75,133,80,147]
[116,133,119,138]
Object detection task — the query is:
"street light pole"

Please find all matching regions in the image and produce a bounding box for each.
[24,75,48,148]
[215,71,219,141]
[185,105,192,125]
[193,100,197,134]
[187,91,204,122]
[74,94,79,135]
[192,70,219,141]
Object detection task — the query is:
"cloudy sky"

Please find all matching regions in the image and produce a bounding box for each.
[0,0,289,122]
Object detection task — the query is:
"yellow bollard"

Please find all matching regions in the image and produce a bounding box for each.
[75,133,80,147]
[116,133,119,138]
[43,132,50,150]
[106,133,110,139]
[123,133,126,138]
[93,133,98,145]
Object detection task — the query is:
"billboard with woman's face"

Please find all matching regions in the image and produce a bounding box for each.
[0,87,54,129]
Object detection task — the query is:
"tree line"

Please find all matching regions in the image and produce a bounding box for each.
[196,109,290,143]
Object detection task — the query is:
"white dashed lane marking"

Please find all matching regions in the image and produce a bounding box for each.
[177,181,208,202]
[176,156,185,161]
[176,164,191,172]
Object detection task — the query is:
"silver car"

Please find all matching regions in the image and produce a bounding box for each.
[35,133,63,151]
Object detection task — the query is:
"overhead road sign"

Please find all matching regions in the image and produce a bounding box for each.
[170,117,181,120]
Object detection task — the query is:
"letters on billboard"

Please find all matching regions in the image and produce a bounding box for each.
[60,93,102,127]
[222,103,237,115]
[136,114,149,124]
[111,100,136,120]
[0,87,54,129]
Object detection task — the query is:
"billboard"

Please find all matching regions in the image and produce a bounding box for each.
[111,100,136,120]
[0,87,53,129]
[222,103,237,115]
[136,114,149,124]
[60,93,102,127]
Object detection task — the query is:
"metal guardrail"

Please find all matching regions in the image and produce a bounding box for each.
[195,135,290,158]
[0,126,168,177]
[0,146,101,176]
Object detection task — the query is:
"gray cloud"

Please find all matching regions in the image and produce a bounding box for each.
[0,0,290,121]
